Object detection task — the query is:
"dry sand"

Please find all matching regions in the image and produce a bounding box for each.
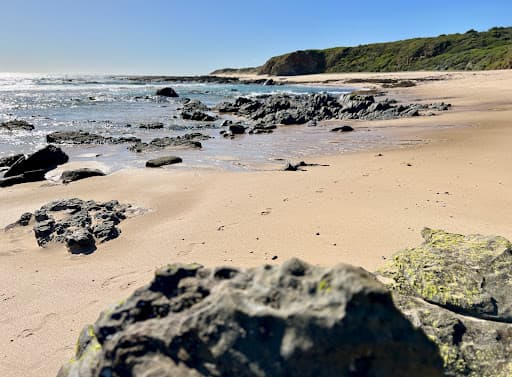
[1,69,512,376]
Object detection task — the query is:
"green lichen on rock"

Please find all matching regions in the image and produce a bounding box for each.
[379,228,512,321]
[393,293,512,377]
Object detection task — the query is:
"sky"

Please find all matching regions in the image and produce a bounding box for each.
[0,0,511,75]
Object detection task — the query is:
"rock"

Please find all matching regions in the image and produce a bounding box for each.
[182,98,209,112]
[129,133,209,153]
[0,153,24,167]
[263,78,275,85]
[6,198,135,252]
[4,145,68,178]
[139,122,164,129]
[379,228,512,322]
[155,87,179,97]
[182,110,216,122]
[145,156,183,168]
[0,120,34,131]
[331,125,354,132]
[47,131,141,145]
[65,228,96,254]
[58,259,442,377]
[229,123,246,134]
[0,169,47,187]
[61,169,106,184]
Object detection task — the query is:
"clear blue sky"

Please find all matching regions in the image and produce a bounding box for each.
[1,0,510,75]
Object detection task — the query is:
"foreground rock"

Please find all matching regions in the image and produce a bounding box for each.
[155,87,179,97]
[61,168,106,184]
[7,198,134,254]
[379,228,512,376]
[145,156,182,167]
[215,93,451,125]
[1,145,69,187]
[47,131,141,145]
[58,259,442,377]
[0,120,34,131]
[129,133,210,153]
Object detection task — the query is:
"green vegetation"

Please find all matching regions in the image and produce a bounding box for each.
[257,27,512,75]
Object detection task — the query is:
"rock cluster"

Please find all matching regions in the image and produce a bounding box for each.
[180,99,217,122]
[58,259,443,377]
[129,133,210,153]
[8,198,132,254]
[0,145,69,187]
[0,120,35,131]
[47,131,141,145]
[379,228,512,376]
[215,93,450,125]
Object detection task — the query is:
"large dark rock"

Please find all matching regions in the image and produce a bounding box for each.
[0,120,34,131]
[129,133,209,153]
[6,198,135,253]
[57,259,443,377]
[155,87,179,97]
[60,168,106,184]
[181,110,216,122]
[4,145,69,178]
[145,156,183,168]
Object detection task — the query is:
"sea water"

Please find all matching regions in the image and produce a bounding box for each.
[0,73,407,171]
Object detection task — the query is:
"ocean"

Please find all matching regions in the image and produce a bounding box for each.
[0,73,402,171]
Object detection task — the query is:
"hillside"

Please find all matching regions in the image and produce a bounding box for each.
[227,27,512,76]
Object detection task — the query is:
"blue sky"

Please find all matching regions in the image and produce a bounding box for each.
[0,0,511,74]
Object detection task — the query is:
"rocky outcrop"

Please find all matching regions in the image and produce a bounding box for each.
[129,133,210,153]
[145,156,182,168]
[214,93,450,126]
[57,259,443,377]
[259,50,326,76]
[0,145,69,187]
[7,198,134,254]
[0,120,35,131]
[379,228,512,376]
[47,131,141,145]
[61,169,106,184]
[155,87,179,97]
[139,123,164,130]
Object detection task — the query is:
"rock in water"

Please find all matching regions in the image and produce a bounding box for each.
[0,120,35,131]
[57,259,443,377]
[155,87,179,97]
[4,145,69,178]
[61,168,106,183]
[380,228,512,322]
[145,156,183,168]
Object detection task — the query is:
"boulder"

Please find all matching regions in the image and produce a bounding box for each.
[145,156,183,168]
[65,228,96,254]
[4,145,68,178]
[229,123,246,134]
[155,87,179,97]
[379,228,512,322]
[57,259,443,377]
[0,120,34,131]
[60,169,106,184]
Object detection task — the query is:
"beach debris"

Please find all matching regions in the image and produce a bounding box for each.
[0,145,69,187]
[283,161,328,171]
[58,258,442,377]
[6,198,136,254]
[145,156,183,168]
[60,168,106,184]
[155,87,179,97]
[0,120,35,131]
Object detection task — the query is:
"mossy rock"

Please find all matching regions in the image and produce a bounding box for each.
[393,293,512,377]
[379,228,512,322]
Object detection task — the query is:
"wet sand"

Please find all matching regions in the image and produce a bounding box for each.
[1,69,512,377]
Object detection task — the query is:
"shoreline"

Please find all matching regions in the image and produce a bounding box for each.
[2,69,512,377]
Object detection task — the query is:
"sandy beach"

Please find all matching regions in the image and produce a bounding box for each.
[2,69,512,376]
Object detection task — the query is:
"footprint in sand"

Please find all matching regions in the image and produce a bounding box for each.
[177,242,206,257]
[260,208,272,215]
[17,312,58,339]
[101,271,139,289]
